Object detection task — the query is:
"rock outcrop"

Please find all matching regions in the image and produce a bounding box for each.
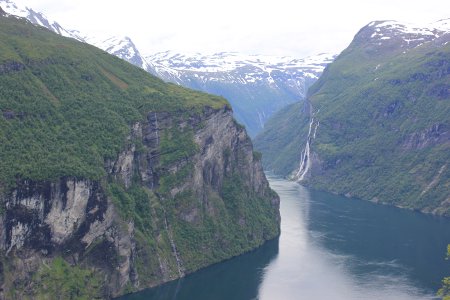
[0,106,280,298]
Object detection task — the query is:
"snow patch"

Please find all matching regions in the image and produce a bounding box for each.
[368,19,450,47]
[0,0,83,41]
[146,51,335,75]
[145,51,335,87]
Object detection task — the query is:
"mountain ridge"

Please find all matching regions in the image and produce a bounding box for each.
[255,18,450,215]
[146,51,335,136]
[0,0,335,136]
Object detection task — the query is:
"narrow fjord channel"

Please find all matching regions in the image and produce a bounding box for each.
[119,175,450,300]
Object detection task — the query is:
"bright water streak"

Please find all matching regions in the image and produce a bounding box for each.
[258,176,438,300]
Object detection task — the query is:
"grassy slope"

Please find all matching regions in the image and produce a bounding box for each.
[0,15,228,187]
[256,29,450,214]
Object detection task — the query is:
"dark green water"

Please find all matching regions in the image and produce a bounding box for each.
[118,176,450,300]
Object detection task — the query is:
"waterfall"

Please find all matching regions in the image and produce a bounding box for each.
[162,208,184,277]
[294,110,319,182]
[257,111,265,129]
[313,121,319,139]
[154,112,159,144]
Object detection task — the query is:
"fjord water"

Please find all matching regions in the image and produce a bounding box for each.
[119,176,450,300]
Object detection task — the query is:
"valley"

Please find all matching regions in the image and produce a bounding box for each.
[145,51,334,137]
[0,0,449,299]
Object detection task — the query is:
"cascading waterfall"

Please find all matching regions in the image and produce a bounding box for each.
[313,120,319,139]
[162,208,184,277]
[148,112,160,190]
[294,110,319,182]
[294,118,313,181]
[257,111,265,129]
[154,112,159,144]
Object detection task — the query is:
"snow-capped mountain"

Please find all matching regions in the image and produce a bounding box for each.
[147,51,333,82]
[0,0,151,72]
[357,19,450,52]
[146,51,335,137]
[0,0,83,40]
[84,35,153,71]
[0,0,334,136]
[255,18,450,215]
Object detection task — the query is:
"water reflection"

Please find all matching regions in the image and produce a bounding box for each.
[258,176,438,300]
[119,175,450,300]
[119,238,278,300]
[307,188,450,292]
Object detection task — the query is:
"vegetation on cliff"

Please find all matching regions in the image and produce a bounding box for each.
[438,245,450,300]
[0,15,228,187]
[255,24,450,215]
[0,15,280,298]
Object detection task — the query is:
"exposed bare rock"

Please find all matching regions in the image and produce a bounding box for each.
[0,106,279,298]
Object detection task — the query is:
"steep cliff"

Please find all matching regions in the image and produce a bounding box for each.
[0,15,279,299]
[255,20,450,215]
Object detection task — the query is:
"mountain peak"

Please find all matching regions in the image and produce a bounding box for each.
[353,19,450,53]
[84,35,152,70]
[367,20,445,35]
[255,17,450,216]
[0,0,85,40]
[0,0,155,72]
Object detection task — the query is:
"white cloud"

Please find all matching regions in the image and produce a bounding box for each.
[12,0,450,57]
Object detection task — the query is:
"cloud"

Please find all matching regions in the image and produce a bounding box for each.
[14,0,450,57]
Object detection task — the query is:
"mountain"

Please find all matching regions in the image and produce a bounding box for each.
[84,35,155,72]
[0,13,279,298]
[0,0,83,40]
[255,19,450,215]
[146,51,335,137]
[0,0,153,73]
[0,0,333,137]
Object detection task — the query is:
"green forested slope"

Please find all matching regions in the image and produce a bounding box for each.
[256,22,450,215]
[0,15,227,187]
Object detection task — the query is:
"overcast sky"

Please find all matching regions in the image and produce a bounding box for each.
[13,0,450,57]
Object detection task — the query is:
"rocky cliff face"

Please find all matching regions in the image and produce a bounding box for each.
[0,106,279,299]
[0,178,129,297]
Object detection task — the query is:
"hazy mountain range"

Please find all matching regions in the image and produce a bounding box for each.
[0,0,334,136]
